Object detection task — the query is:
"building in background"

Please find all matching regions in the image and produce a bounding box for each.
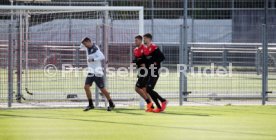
[1,0,275,43]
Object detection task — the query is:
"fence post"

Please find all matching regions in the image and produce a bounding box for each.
[151,0,154,36]
[255,47,261,75]
[24,11,29,95]
[262,24,268,105]
[189,49,193,70]
[179,26,184,105]
[223,49,228,68]
[179,0,188,105]
[100,5,109,108]
[95,25,100,108]
[16,9,23,103]
[183,0,189,103]
[191,0,194,42]
[76,48,80,68]
[261,0,269,105]
[8,23,14,107]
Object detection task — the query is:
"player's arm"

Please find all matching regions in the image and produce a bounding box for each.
[153,48,165,64]
[132,47,139,63]
[132,47,145,67]
[94,50,105,61]
[157,48,165,62]
[132,57,138,63]
[77,43,85,50]
[139,56,146,67]
[140,63,146,67]
[132,57,145,67]
[88,49,105,62]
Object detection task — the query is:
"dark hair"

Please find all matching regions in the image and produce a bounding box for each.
[81,37,91,43]
[143,33,152,40]
[135,35,143,40]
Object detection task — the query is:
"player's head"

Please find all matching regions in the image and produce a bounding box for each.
[134,35,143,46]
[81,37,93,48]
[143,33,152,45]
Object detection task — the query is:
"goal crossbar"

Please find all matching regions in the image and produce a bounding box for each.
[0,5,143,11]
[0,5,144,35]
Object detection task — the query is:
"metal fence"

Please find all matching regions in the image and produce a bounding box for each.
[0,0,276,108]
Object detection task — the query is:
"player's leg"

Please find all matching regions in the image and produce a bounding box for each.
[142,87,152,101]
[83,74,95,111]
[100,88,115,111]
[146,86,161,110]
[135,77,154,111]
[142,87,154,108]
[135,86,148,100]
[151,89,168,111]
[95,76,115,111]
[146,75,167,112]
[146,76,161,110]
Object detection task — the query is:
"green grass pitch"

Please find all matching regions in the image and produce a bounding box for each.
[0,106,276,140]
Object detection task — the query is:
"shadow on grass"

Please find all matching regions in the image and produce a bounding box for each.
[0,113,275,138]
[1,108,144,117]
[243,77,276,80]
[113,109,211,116]
[162,112,210,116]
[114,110,145,115]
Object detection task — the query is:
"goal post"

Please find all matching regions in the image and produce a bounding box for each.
[0,5,144,108]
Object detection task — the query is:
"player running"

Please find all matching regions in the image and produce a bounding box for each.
[132,35,154,112]
[80,37,115,112]
[143,33,168,113]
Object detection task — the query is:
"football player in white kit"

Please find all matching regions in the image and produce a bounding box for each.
[80,37,115,111]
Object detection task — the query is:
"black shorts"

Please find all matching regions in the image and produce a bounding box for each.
[136,75,149,88]
[146,75,159,89]
[85,73,105,89]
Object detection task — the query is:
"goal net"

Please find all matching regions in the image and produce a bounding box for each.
[0,6,144,108]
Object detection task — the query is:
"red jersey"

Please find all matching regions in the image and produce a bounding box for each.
[143,43,158,56]
[133,44,146,58]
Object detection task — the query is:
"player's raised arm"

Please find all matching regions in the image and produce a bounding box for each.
[79,43,85,50]
[73,43,85,50]
[93,47,105,61]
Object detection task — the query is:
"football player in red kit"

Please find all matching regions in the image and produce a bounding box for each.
[133,35,154,112]
[143,33,168,113]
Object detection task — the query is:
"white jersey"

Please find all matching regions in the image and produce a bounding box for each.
[79,43,105,76]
